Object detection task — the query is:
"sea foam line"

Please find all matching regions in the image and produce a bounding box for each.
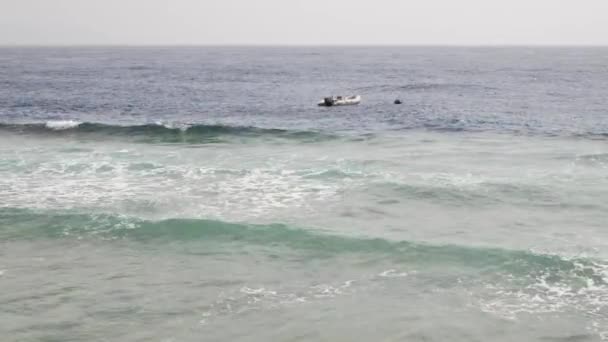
[45,120,82,130]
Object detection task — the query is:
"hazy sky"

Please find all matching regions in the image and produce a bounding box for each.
[1,0,607,45]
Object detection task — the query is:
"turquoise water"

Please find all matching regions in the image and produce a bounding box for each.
[2,128,607,341]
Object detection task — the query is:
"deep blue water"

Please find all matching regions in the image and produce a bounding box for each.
[1,47,607,135]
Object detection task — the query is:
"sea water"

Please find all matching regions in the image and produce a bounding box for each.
[1,47,607,341]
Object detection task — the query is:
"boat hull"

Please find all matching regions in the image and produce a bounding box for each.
[317,95,361,106]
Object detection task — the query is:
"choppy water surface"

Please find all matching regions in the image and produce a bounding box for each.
[1,47,607,341]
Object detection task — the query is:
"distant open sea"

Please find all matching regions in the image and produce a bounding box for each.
[1,47,607,341]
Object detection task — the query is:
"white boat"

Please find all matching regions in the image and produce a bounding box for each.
[318,95,361,106]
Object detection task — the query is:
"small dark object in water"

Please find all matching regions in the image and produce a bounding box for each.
[324,97,334,106]
[394,99,402,104]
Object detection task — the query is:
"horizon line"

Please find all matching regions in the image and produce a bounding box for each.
[1,43,608,48]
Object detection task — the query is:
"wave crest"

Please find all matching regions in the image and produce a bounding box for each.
[45,120,82,130]
[1,208,606,280]
[0,122,334,143]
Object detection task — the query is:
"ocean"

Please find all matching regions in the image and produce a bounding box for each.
[0,47,607,341]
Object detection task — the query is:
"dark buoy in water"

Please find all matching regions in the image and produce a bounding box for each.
[394,99,402,104]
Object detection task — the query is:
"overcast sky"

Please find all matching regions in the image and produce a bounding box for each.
[1,0,607,45]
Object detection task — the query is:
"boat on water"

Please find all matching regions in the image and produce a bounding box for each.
[318,95,361,107]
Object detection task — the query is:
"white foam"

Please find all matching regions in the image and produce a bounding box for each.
[45,120,81,130]
[477,264,608,339]
[201,279,358,324]
[310,284,343,297]
[0,270,5,276]
[342,280,355,288]
[155,121,190,131]
[0,149,343,221]
[589,321,608,341]
[240,287,277,296]
[378,269,409,278]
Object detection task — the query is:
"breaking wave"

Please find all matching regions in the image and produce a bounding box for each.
[1,207,606,280]
[0,121,334,143]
